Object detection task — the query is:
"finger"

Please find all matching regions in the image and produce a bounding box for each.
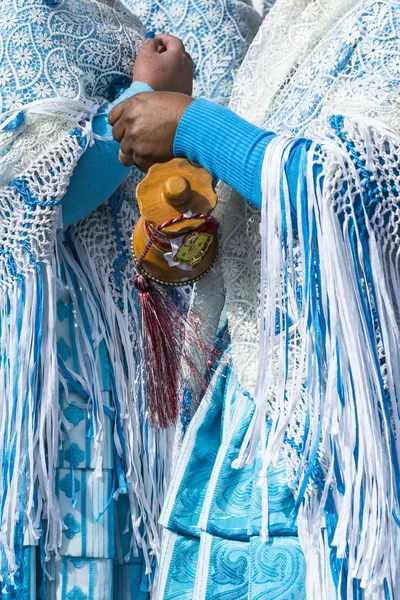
[132,155,149,173]
[118,148,135,168]
[133,155,151,173]
[120,137,134,157]
[111,119,125,143]
[140,37,164,54]
[155,34,185,52]
[108,101,125,126]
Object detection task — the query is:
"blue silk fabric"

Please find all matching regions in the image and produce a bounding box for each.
[157,345,306,600]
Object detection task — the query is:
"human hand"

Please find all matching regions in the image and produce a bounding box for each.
[108,91,194,171]
[133,34,193,95]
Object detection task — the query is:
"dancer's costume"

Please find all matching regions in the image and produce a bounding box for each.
[156,1,400,598]
[0,0,260,598]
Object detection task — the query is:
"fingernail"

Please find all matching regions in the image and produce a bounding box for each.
[145,31,156,39]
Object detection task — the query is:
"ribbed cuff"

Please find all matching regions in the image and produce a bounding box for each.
[94,81,154,137]
[110,80,154,108]
[173,98,275,208]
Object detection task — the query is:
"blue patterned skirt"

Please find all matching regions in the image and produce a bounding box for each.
[157,349,307,600]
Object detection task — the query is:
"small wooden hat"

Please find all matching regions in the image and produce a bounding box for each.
[132,158,218,285]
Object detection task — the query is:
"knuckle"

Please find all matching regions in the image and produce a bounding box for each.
[112,129,121,142]
[127,129,136,141]
[127,95,138,107]
[126,116,135,127]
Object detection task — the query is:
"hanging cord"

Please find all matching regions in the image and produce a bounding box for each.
[132,209,216,428]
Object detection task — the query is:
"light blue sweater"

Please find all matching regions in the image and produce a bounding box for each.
[174,99,317,220]
[62,80,152,227]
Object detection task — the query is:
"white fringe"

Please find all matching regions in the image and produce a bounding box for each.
[0,261,62,583]
[59,228,175,574]
[236,117,400,598]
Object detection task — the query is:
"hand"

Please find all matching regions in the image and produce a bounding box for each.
[133,34,193,95]
[109,92,194,171]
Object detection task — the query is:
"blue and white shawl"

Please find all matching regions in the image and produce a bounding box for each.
[192,0,400,597]
[0,0,260,593]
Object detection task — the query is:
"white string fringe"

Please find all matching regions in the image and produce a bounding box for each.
[235,116,400,598]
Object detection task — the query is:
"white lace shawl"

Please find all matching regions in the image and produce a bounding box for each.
[191,0,400,597]
[0,0,153,588]
[0,0,262,589]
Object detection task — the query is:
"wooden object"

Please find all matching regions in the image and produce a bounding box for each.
[132,158,218,285]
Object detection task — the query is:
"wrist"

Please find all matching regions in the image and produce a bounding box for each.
[128,80,154,95]
[174,95,195,137]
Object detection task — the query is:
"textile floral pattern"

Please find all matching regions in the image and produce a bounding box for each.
[122,0,262,104]
[0,0,144,185]
[0,0,144,111]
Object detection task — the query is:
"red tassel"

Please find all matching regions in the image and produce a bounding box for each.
[135,274,181,428]
[134,272,219,429]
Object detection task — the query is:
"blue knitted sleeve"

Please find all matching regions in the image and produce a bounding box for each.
[173,99,319,221]
[62,81,153,228]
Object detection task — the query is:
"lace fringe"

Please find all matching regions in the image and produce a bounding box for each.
[234,118,400,598]
[58,229,174,576]
[0,121,169,590]
[0,262,63,592]
[0,126,88,591]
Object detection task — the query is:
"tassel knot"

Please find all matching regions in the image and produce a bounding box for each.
[134,273,150,292]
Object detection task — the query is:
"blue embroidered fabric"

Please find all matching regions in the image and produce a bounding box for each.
[157,3,400,599]
[122,0,262,105]
[157,347,306,600]
[0,1,144,115]
[0,1,262,598]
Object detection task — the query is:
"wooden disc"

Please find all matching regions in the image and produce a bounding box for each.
[136,158,217,234]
